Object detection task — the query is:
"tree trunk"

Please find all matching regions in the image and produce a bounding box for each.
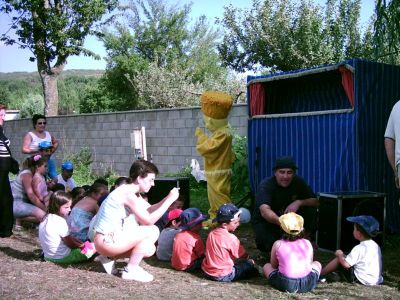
[39,64,65,116]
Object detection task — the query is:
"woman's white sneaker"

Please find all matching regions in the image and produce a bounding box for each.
[121,266,154,282]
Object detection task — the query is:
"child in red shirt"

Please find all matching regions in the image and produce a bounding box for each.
[171,208,207,272]
[202,203,258,282]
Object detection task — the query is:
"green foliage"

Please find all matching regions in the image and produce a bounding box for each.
[0,71,102,116]
[0,0,118,115]
[64,147,94,186]
[19,94,45,118]
[86,0,245,111]
[374,0,400,64]
[218,0,375,73]
[231,134,251,201]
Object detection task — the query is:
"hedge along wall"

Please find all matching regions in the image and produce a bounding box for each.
[5,104,247,176]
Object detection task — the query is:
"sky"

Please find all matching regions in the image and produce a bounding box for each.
[0,0,375,73]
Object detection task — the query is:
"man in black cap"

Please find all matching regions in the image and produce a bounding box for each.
[252,156,319,253]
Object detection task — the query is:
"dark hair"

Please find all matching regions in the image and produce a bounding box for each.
[165,216,181,228]
[281,229,305,241]
[32,114,46,127]
[93,177,108,187]
[86,182,108,197]
[70,186,86,207]
[82,185,90,191]
[50,183,65,192]
[0,104,7,110]
[354,223,372,238]
[129,159,159,180]
[110,176,131,192]
[31,154,47,169]
[47,191,72,215]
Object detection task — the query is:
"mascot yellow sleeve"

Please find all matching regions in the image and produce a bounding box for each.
[196,91,235,221]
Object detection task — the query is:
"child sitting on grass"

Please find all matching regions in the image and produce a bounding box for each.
[155,196,185,232]
[202,203,258,282]
[156,208,183,261]
[263,212,321,293]
[39,191,96,264]
[171,207,207,272]
[68,182,108,242]
[321,215,383,285]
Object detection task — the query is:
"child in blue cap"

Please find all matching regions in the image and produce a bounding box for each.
[202,203,258,282]
[171,207,207,271]
[56,161,76,192]
[321,215,383,285]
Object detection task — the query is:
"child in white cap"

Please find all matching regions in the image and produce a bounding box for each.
[321,215,383,285]
[263,212,321,293]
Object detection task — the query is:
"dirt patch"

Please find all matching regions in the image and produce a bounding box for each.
[1,225,399,300]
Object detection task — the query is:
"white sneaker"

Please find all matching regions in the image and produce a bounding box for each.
[97,255,118,275]
[121,266,154,282]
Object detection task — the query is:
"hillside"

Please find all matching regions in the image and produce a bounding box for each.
[0,69,105,80]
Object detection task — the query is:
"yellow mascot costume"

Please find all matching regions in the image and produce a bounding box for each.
[195,91,235,223]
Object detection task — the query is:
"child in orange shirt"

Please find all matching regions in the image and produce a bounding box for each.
[171,207,207,272]
[202,203,257,282]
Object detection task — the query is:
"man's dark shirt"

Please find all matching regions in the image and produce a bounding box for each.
[252,175,315,224]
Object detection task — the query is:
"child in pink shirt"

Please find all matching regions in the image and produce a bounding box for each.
[31,155,51,207]
[263,212,321,293]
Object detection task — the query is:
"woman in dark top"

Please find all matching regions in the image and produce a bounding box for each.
[0,104,14,237]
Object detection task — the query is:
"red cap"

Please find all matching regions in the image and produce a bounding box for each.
[167,209,183,222]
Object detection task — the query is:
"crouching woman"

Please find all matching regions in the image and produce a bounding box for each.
[91,160,179,282]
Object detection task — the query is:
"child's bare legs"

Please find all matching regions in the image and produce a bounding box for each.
[263,263,276,278]
[321,257,339,276]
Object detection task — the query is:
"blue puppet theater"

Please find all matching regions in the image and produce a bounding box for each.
[246,59,400,235]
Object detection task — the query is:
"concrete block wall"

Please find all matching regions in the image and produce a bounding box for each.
[5,104,248,175]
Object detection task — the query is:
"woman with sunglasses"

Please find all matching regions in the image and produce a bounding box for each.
[21,114,59,155]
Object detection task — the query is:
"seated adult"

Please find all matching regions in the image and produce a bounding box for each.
[252,156,319,253]
[12,156,47,226]
[21,114,59,155]
[91,159,179,282]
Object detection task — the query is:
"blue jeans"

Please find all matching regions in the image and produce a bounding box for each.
[268,269,319,293]
[206,260,256,282]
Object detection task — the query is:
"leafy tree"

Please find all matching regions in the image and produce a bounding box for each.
[218,0,374,73]
[374,0,400,63]
[93,0,237,110]
[19,93,45,118]
[0,0,118,116]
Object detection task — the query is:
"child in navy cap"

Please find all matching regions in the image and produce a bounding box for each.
[321,215,383,285]
[202,203,258,282]
[171,207,207,272]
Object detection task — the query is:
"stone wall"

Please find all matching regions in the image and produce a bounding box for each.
[5,104,248,175]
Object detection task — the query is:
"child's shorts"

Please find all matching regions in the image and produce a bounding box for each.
[205,259,256,282]
[268,269,319,293]
[44,248,90,264]
[337,265,361,284]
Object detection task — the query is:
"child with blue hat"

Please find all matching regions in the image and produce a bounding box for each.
[171,207,207,272]
[321,215,383,285]
[56,161,76,192]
